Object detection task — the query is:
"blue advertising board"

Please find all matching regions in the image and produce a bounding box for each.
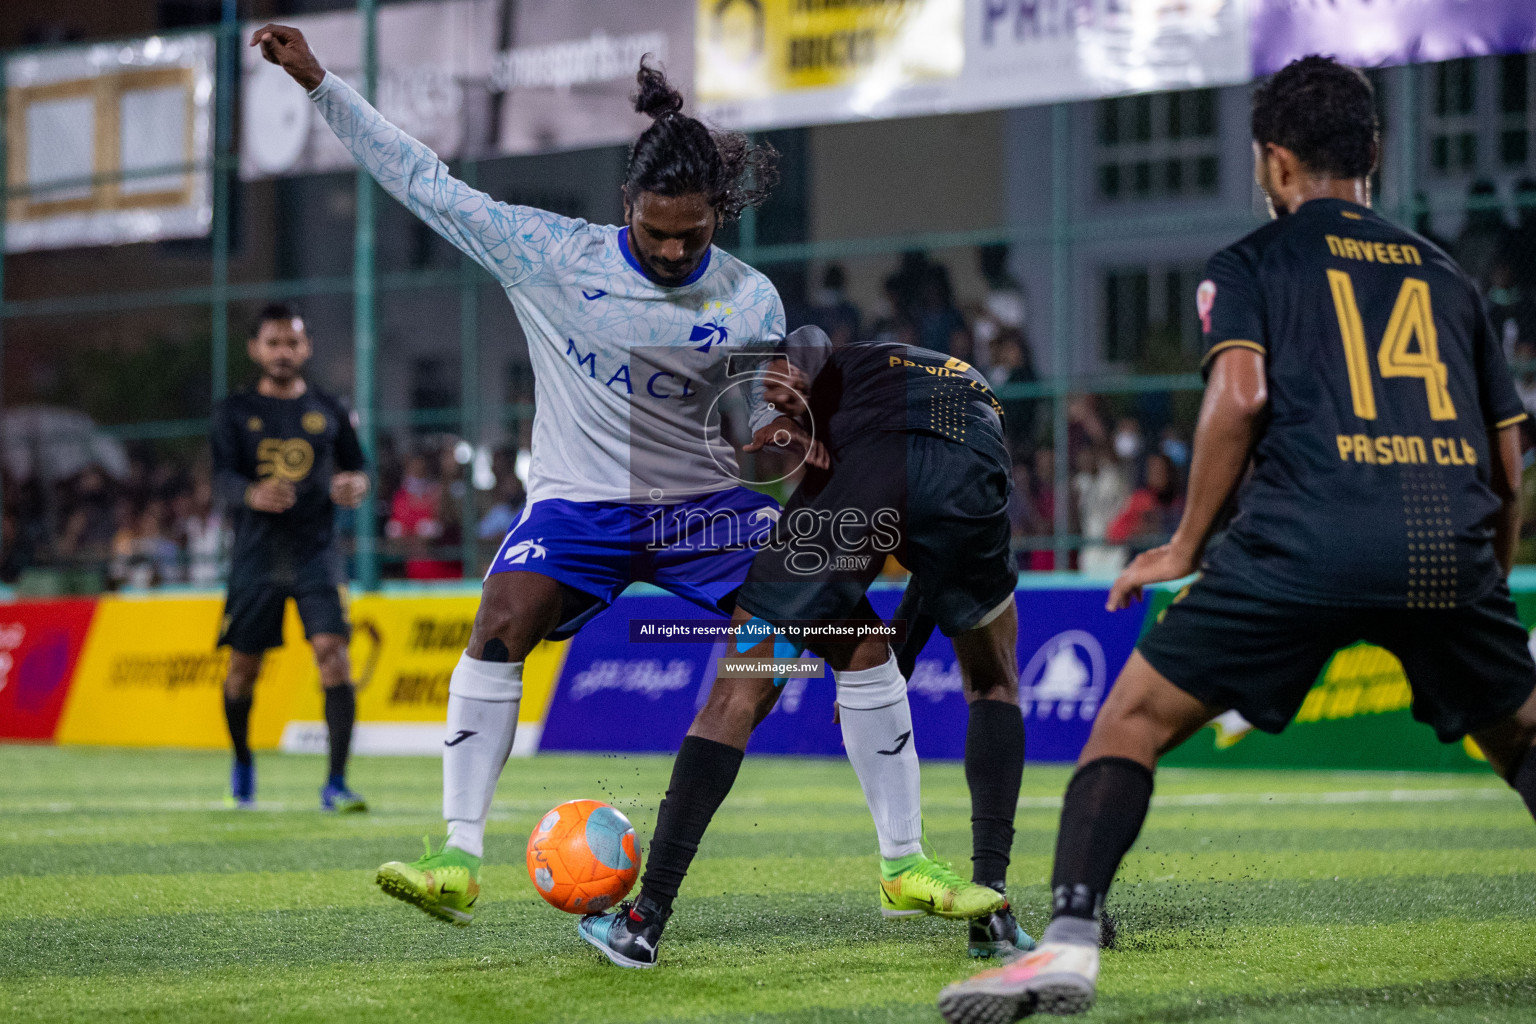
[539,584,1143,762]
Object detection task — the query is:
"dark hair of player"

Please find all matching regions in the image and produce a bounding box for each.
[624,59,778,223]
[1251,55,1378,179]
[251,301,302,337]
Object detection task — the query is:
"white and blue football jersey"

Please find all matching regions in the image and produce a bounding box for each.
[310,73,785,505]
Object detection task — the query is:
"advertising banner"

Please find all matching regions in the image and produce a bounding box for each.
[241,0,694,176]
[540,586,1144,761]
[279,593,567,756]
[697,0,1252,131]
[1251,0,1536,77]
[963,0,1251,114]
[48,591,565,753]
[697,0,966,130]
[0,599,96,741]
[5,33,214,252]
[55,595,301,749]
[495,0,696,157]
[241,1,499,179]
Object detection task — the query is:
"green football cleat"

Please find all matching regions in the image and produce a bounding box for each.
[878,853,1009,921]
[375,837,481,926]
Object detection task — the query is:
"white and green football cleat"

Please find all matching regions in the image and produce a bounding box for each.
[374,837,481,926]
[938,922,1101,1023]
[878,853,1009,920]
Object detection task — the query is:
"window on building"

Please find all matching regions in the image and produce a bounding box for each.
[1431,58,1481,174]
[1499,54,1532,169]
[1104,265,1205,363]
[1096,89,1219,202]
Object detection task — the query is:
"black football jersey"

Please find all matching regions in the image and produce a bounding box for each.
[800,340,1009,470]
[1199,197,1527,607]
[211,387,366,582]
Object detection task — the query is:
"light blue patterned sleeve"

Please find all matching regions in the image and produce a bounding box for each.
[308,73,576,287]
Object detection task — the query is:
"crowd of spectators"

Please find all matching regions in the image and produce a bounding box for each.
[0,438,530,590]
[9,178,1536,591]
[2,461,226,591]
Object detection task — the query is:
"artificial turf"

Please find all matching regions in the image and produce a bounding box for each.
[1,746,1532,1023]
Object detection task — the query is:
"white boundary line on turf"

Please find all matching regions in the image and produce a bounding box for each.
[1015,787,1515,810]
[0,787,1516,816]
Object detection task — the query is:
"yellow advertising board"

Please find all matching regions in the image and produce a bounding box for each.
[281,594,567,755]
[696,0,962,104]
[55,595,299,749]
[55,592,568,753]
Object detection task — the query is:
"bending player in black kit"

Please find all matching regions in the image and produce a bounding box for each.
[939,56,1536,1023]
[212,303,371,811]
[581,325,1034,967]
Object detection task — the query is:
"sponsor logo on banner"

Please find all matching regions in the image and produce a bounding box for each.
[0,600,96,741]
[0,622,25,694]
[570,659,694,701]
[1293,643,1412,724]
[1019,629,1106,721]
[698,0,964,127]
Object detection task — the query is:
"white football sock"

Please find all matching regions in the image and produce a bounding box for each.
[835,650,924,860]
[442,654,522,859]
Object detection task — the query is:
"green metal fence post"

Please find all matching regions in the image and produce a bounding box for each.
[211,0,238,405]
[1396,62,1419,227]
[0,54,7,522]
[354,0,380,590]
[459,159,481,579]
[1051,103,1072,570]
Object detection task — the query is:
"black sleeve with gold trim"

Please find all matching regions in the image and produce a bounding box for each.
[1471,293,1528,431]
[1198,243,1269,374]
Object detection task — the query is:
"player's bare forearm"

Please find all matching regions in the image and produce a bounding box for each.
[1489,425,1523,576]
[1106,349,1266,612]
[251,24,325,92]
[1169,349,1268,561]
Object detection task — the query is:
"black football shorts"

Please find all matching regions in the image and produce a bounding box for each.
[1138,571,1536,742]
[736,431,1017,641]
[218,556,350,654]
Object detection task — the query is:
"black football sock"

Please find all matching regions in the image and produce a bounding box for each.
[636,735,744,923]
[1510,745,1536,824]
[965,699,1025,891]
[323,683,356,787]
[224,695,253,767]
[1049,756,1154,924]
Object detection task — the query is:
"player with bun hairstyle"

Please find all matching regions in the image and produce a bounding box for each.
[252,25,980,944]
[254,22,787,926]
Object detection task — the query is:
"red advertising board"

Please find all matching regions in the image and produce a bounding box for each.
[0,599,97,741]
